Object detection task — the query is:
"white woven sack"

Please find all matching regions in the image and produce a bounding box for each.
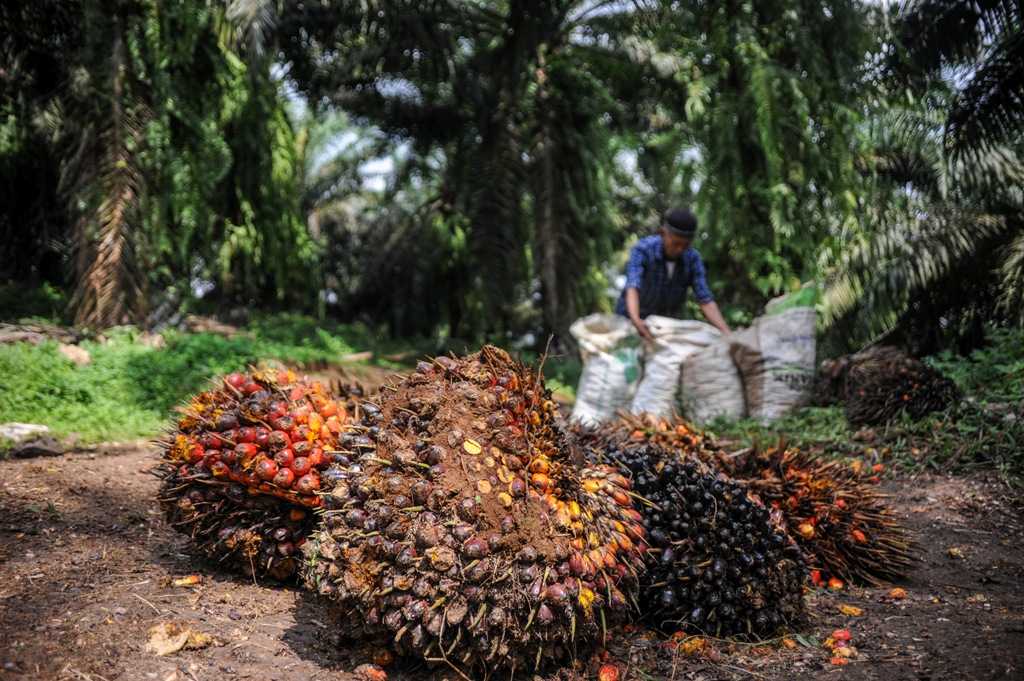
[629,316,720,418]
[569,313,642,425]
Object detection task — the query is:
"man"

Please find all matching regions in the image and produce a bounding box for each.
[615,207,731,340]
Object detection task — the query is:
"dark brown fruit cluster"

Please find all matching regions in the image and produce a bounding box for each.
[813,346,960,425]
[575,430,806,638]
[157,368,355,580]
[587,414,918,587]
[302,346,647,674]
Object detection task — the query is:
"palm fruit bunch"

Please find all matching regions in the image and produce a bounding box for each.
[302,346,648,674]
[573,425,806,638]
[813,346,960,426]
[157,368,353,580]
[727,444,917,586]
[844,346,959,426]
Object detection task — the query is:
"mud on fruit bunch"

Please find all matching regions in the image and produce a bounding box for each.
[156,368,354,580]
[303,346,649,674]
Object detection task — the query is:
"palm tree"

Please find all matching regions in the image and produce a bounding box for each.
[896,0,1024,157]
[821,0,1024,354]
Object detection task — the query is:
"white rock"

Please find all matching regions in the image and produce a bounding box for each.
[0,423,51,443]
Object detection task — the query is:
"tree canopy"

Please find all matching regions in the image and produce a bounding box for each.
[1,0,1021,354]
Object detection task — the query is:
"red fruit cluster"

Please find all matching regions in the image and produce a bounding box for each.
[165,369,349,506]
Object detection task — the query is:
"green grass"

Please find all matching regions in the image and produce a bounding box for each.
[0,315,411,444]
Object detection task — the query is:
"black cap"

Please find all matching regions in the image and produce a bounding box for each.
[662,208,697,237]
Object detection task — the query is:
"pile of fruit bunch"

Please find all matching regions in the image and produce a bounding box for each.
[729,444,917,586]
[157,368,354,580]
[574,425,806,638]
[843,346,960,426]
[581,413,917,586]
[302,346,648,674]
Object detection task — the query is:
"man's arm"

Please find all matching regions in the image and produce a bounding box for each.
[625,288,653,341]
[690,250,731,335]
[623,242,654,341]
[699,300,731,335]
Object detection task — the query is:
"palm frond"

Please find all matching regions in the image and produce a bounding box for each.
[997,229,1024,325]
[69,30,148,328]
[822,208,1010,341]
[946,28,1024,155]
[226,0,277,57]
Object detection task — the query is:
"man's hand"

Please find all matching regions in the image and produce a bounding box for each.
[624,288,654,341]
[698,301,731,336]
[631,316,654,342]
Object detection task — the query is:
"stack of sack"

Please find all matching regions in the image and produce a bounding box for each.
[570,285,818,425]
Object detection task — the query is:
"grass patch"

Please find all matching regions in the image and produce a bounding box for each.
[0,315,413,443]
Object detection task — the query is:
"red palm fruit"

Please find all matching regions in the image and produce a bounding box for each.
[272,415,295,431]
[220,448,238,465]
[289,385,306,401]
[268,400,288,418]
[188,444,205,463]
[292,404,311,424]
[210,461,229,478]
[225,373,246,389]
[319,401,338,418]
[256,458,279,481]
[268,430,291,450]
[203,449,221,465]
[292,441,311,456]
[275,448,295,468]
[291,457,312,476]
[199,433,220,448]
[325,415,342,433]
[253,427,271,448]
[295,473,320,495]
[216,413,239,431]
[293,425,312,442]
[307,447,325,469]
[234,442,259,461]
[242,381,262,395]
[238,426,257,443]
[218,429,238,445]
[273,468,296,489]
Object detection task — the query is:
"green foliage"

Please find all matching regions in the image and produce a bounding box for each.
[633,1,878,315]
[0,315,384,443]
[928,327,1024,404]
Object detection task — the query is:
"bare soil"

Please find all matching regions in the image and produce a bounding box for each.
[1,446,1021,681]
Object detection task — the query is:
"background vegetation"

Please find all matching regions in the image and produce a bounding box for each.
[2,2,1022,476]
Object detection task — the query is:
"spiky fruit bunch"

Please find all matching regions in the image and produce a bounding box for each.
[588,413,729,471]
[844,347,959,426]
[303,347,647,674]
[729,445,916,586]
[159,482,315,580]
[157,368,352,579]
[575,431,805,638]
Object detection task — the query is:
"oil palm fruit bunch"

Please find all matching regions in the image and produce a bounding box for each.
[157,368,353,580]
[586,413,730,472]
[302,346,647,674]
[844,346,959,426]
[574,428,806,638]
[730,444,917,585]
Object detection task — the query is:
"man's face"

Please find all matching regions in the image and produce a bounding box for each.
[660,227,691,259]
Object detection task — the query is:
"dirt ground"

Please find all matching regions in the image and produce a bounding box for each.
[1,446,1021,681]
